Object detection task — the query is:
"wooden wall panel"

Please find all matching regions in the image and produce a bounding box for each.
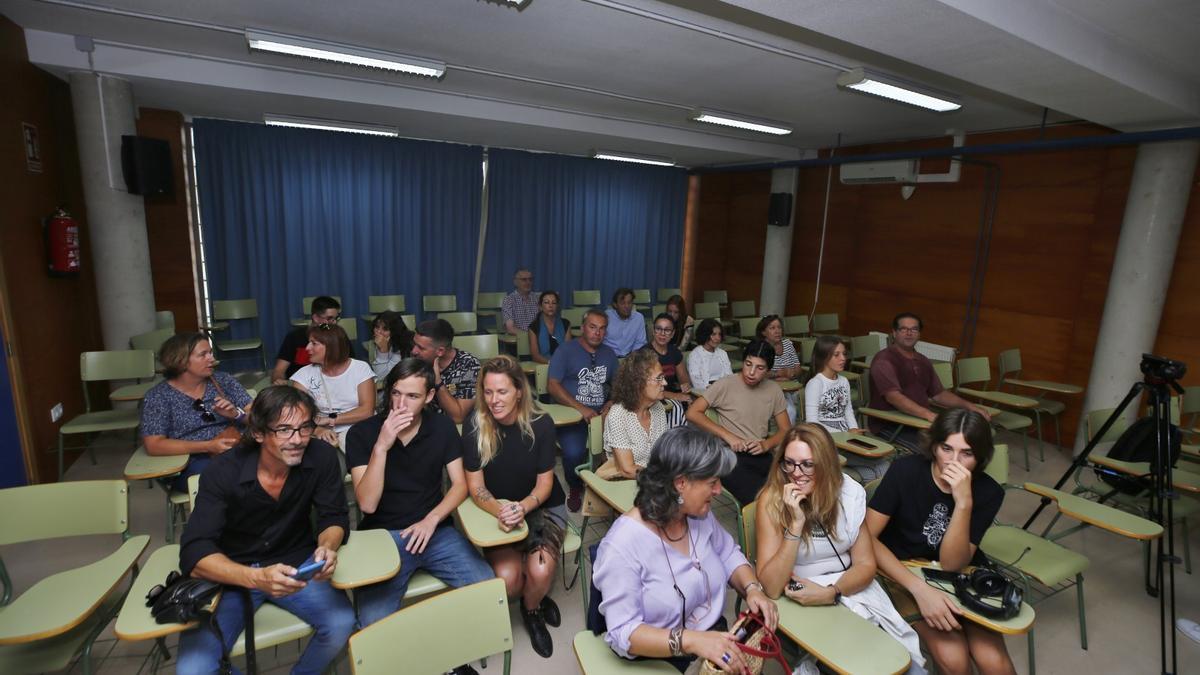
[687,123,1200,448]
[137,109,198,333]
[0,16,104,483]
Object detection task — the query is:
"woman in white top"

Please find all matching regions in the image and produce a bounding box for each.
[804,336,890,481]
[602,349,670,479]
[754,424,924,674]
[685,319,732,395]
[290,323,376,448]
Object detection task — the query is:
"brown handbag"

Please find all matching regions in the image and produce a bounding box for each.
[697,611,790,675]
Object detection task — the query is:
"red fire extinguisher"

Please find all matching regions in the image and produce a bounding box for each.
[45,207,81,277]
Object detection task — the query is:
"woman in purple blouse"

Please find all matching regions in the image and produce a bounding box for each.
[593,426,778,673]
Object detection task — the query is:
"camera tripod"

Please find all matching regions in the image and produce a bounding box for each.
[1022,353,1185,675]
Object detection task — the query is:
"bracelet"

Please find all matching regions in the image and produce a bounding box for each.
[743,581,764,596]
[528,493,541,507]
[668,626,684,657]
[783,528,803,541]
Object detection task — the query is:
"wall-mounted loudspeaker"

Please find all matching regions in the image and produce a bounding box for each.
[121,135,174,197]
[767,192,792,227]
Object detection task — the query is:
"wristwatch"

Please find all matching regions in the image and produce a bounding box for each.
[829,583,842,604]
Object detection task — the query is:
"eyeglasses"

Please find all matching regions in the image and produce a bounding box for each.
[648,374,667,384]
[779,458,817,476]
[145,570,182,605]
[192,398,216,422]
[267,423,318,440]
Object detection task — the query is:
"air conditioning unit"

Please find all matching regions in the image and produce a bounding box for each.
[839,160,918,185]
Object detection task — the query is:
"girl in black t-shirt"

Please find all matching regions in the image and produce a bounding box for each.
[865,409,1015,675]
[462,355,566,659]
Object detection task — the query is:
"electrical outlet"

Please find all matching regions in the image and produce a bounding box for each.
[51,402,64,423]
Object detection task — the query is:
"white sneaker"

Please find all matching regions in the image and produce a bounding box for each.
[1178,618,1200,645]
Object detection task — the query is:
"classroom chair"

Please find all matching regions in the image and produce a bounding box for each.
[573,290,601,307]
[453,333,499,360]
[439,311,479,335]
[211,299,267,372]
[422,294,457,313]
[58,349,155,480]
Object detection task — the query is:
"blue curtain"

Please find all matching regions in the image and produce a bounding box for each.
[480,148,688,306]
[193,119,482,368]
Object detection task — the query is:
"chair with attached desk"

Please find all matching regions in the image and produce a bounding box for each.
[290,295,344,327]
[454,333,500,361]
[0,480,150,675]
[439,311,478,336]
[361,294,406,323]
[475,290,506,317]
[953,357,1038,468]
[110,328,174,404]
[702,289,728,309]
[211,299,267,372]
[729,300,756,319]
[811,313,839,334]
[783,315,810,338]
[422,294,457,315]
[58,349,156,480]
[562,307,587,337]
[350,578,512,675]
[155,310,175,331]
[573,290,602,307]
[997,348,1082,449]
[657,288,681,303]
[693,301,721,321]
[632,288,652,311]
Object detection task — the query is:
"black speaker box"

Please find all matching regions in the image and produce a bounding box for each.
[121,135,174,196]
[767,192,792,227]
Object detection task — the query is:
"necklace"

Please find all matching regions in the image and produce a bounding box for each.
[660,519,688,542]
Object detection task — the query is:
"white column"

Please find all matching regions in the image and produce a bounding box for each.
[1074,140,1200,451]
[759,168,797,317]
[69,72,156,350]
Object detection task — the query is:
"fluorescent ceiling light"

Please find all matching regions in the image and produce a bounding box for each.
[264,114,399,137]
[592,151,675,167]
[691,110,792,136]
[246,29,445,78]
[836,68,961,112]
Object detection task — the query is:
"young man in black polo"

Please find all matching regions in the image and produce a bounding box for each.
[346,358,494,634]
[177,385,355,675]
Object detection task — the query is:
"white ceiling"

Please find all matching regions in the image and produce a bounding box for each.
[4,0,1198,166]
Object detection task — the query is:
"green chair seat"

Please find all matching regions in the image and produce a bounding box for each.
[229,603,312,658]
[0,534,150,644]
[982,525,1088,587]
[991,410,1033,431]
[60,409,141,435]
[1036,399,1066,416]
[572,630,678,673]
[215,338,263,352]
[405,571,449,599]
[0,590,124,673]
[114,545,185,641]
[110,378,161,402]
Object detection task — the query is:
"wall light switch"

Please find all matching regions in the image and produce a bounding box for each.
[51,402,64,423]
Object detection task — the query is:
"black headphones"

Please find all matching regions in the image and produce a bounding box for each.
[952,568,1023,620]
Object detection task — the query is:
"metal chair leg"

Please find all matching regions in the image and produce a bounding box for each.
[1076,573,1088,650]
[1027,627,1036,675]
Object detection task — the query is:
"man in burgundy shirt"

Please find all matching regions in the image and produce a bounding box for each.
[868,312,990,448]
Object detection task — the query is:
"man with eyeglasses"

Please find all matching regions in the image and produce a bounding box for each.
[501,267,539,335]
[686,340,792,505]
[548,308,620,511]
[178,385,355,675]
[345,358,493,673]
[271,295,342,384]
[603,287,647,357]
[868,312,991,449]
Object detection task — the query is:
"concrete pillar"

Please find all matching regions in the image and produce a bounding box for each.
[1074,139,1200,452]
[69,72,156,350]
[759,168,797,317]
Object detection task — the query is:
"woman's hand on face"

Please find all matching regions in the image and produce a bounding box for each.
[782,483,808,522]
[681,630,750,674]
[373,332,390,353]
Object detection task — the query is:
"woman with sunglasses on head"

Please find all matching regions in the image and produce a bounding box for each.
[527,290,569,365]
[593,426,777,674]
[866,409,1013,675]
[755,424,924,674]
[462,355,567,659]
[368,311,414,382]
[141,332,254,491]
[289,323,376,449]
[643,313,693,403]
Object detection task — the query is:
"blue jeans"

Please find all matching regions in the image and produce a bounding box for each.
[176,576,355,675]
[355,525,495,627]
[558,422,588,490]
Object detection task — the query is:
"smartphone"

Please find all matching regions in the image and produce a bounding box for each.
[786,579,803,593]
[846,438,875,450]
[292,558,325,581]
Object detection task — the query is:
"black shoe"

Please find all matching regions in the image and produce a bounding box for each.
[539,595,561,627]
[449,665,479,675]
[567,485,583,512]
[521,603,554,658]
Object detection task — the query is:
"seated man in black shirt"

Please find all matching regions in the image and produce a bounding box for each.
[177,385,355,675]
[347,358,494,632]
[271,295,341,384]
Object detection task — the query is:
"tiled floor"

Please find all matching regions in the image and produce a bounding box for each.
[10,428,1199,674]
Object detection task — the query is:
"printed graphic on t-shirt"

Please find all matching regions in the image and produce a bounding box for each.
[817,387,848,421]
[922,503,950,547]
[575,365,610,408]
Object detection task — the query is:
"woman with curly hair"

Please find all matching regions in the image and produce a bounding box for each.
[461,355,566,658]
[601,349,673,480]
[593,426,777,672]
[755,424,923,674]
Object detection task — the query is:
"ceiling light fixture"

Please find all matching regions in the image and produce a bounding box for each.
[246,29,445,78]
[836,67,961,112]
[264,114,399,137]
[691,110,792,136]
[592,151,676,167]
